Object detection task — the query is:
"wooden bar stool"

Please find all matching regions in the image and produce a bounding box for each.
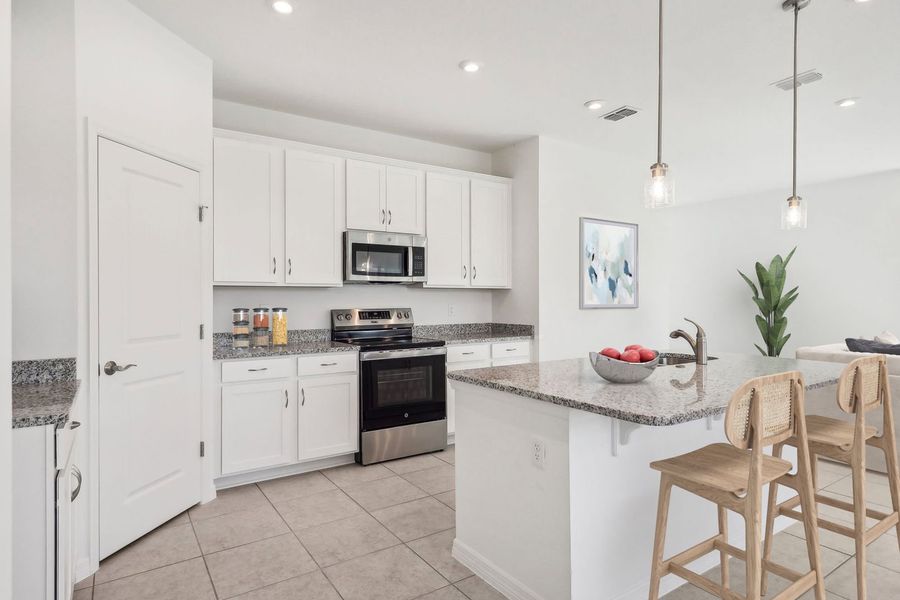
[762,355,900,600]
[648,371,825,600]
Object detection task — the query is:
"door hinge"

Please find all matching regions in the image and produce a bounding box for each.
[200,441,205,457]
[200,324,205,340]
[199,205,208,222]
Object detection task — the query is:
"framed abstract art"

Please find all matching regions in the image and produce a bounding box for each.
[579,217,638,309]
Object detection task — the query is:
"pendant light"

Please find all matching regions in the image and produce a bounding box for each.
[644,0,674,208]
[781,0,810,230]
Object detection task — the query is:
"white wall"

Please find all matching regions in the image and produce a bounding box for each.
[665,170,900,357]
[0,0,13,591]
[491,138,540,355]
[211,99,498,332]
[11,0,77,360]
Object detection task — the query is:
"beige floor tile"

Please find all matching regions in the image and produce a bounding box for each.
[92,557,215,600]
[786,520,861,556]
[189,485,269,522]
[74,588,93,600]
[230,570,341,600]
[372,497,455,542]
[159,511,191,529]
[434,491,456,510]
[418,586,468,600]
[274,488,364,531]
[455,576,509,600]
[435,446,455,465]
[192,504,289,554]
[815,470,850,491]
[766,530,851,577]
[258,471,337,503]
[818,459,852,477]
[825,476,897,508]
[866,532,900,573]
[324,545,448,600]
[296,513,400,567]
[342,475,428,511]
[401,464,455,495]
[408,528,472,583]
[321,462,393,488]
[74,574,94,590]
[95,523,200,584]
[204,533,318,599]
[825,555,900,599]
[384,453,447,475]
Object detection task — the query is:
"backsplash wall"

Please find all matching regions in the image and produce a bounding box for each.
[213,285,495,332]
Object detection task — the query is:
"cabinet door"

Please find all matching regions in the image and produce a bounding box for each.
[346,159,386,231]
[446,360,491,435]
[385,166,425,234]
[298,374,359,461]
[470,180,511,288]
[221,381,295,474]
[425,172,470,287]
[213,137,283,283]
[285,150,345,286]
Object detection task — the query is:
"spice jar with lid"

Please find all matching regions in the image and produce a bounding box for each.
[232,334,250,350]
[253,308,270,329]
[272,308,288,346]
[233,308,250,323]
[251,328,270,348]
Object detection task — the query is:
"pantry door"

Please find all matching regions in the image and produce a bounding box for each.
[97,138,203,558]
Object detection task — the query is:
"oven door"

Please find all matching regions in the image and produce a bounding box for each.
[345,231,412,283]
[359,348,446,431]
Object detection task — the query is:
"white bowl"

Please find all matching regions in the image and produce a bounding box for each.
[588,352,659,383]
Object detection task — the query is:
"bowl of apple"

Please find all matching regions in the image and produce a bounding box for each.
[588,345,660,384]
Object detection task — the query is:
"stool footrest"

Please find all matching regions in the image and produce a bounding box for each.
[770,571,817,600]
[667,563,743,600]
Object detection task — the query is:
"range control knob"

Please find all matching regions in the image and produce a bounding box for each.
[344,313,352,321]
[336,314,343,321]
[405,311,410,318]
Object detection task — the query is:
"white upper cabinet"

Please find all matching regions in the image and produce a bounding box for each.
[385,166,425,234]
[425,173,470,287]
[345,159,386,231]
[284,150,345,286]
[470,180,512,288]
[213,137,283,284]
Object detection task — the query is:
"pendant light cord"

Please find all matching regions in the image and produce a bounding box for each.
[792,1,798,199]
[657,0,664,165]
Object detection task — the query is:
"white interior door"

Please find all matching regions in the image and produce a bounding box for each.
[98,138,203,558]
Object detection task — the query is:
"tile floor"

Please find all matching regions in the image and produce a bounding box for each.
[73,454,899,600]
[74,446,505,600]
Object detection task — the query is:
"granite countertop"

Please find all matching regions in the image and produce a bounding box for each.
[442,333,533,345]
[12,358,81,429]
[447,353,846,426]
[214,341,357,361]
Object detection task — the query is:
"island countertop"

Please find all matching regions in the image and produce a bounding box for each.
[447,352,846,426]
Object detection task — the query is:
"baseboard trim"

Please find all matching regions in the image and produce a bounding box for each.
[213,454,355,490]
[452,538,548,600]
[74,557,93,587]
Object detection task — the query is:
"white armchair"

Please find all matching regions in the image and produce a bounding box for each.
[796,343,900,474]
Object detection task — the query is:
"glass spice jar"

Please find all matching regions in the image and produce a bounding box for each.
[251,328,270,348]
[232,308,250,323]
[252,308,270,329]
[232,320,250,336]
[232,334,250,350]
[272,308,288,346]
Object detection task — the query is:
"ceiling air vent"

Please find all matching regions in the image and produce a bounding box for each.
[771,69,823,91]
[601,106,639,122]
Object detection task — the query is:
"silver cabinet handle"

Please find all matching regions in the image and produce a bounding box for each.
[104,361,137,376]
[71,465,83,502]
[320,362,338,367]
[506,348,517,352]
[284,389,289,408]
[301,388,305,406]
[247,367,268,372]
[388,210,392,225]
[70,421,81,430]
[273,257,277,274]
[462,265,467,280]
[473,265,477,280]
[461,351,475,356]
[288,258,292,276]
[381,209,386,224]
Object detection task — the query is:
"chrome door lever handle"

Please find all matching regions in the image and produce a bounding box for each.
[104,361,137,376]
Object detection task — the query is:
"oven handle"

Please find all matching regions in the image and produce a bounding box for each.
[360,347,447,361]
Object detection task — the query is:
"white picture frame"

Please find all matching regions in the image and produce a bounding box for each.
[579,217,639,309]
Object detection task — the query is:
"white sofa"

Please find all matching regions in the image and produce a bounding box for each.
[796,343,900,474]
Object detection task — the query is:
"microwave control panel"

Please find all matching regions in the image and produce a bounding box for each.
[412,247,426,277]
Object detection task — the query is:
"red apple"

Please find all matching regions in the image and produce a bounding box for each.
[621,349,641,363]
[600,347,621,360]
[638,348,658,362]
[624,344,643,351]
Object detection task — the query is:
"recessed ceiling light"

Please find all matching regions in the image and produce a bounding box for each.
[458,60,481,73]
[271,0,294,15]
[850,0,871,3]
[835,97,858,108]
[583,99,605,111]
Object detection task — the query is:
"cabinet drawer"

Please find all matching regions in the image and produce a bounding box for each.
[221,358,294,383]
[297,353,358,377]
[491,341,530,359]
[447,344,490,364]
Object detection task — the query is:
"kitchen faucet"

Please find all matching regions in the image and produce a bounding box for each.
[669,318,708,365]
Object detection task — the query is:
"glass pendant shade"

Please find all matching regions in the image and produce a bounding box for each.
[781,196,807,230]
[644,163,674,208]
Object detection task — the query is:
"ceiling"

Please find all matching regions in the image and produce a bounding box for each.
[129,0,900,203]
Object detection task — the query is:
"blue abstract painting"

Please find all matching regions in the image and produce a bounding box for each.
[580,218,638,309]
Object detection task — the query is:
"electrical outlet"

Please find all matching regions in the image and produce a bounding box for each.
[531,439,546,469]
[448,304,455,317]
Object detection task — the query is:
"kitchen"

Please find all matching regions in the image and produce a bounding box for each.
[4,1,900,600]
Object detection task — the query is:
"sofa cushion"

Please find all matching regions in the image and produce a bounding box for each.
[796,343,900,375]
[845,338,900,356]
[875,330,900,345]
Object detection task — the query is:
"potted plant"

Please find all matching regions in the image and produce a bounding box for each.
[738,247,799,357]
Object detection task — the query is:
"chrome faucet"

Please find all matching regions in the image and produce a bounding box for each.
[669,318,708,365]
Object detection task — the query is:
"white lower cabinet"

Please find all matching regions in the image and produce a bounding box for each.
[298,374,359,461]
[446,360,491,435]
[221,381,296,475]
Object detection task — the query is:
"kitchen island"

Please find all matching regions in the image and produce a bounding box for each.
[447,353,845,600]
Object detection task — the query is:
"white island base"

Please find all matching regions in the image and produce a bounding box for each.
[450,381,806,600]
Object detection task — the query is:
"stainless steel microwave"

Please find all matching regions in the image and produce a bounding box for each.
[344,230,427,284]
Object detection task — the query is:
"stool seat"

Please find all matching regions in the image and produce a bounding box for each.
[651,443,793,495]
[804,414,877,448]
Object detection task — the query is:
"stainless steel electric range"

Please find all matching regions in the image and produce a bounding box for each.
[331,308,447,465]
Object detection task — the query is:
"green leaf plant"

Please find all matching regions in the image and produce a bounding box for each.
[738,247,799,357]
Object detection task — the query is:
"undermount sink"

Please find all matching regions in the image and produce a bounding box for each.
[657,353,718,366]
